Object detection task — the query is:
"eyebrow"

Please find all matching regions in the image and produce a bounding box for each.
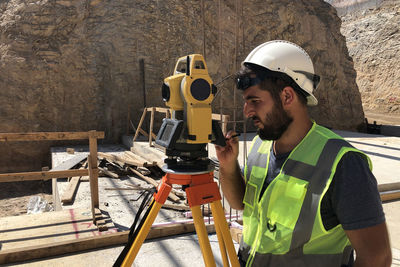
[243,95,260,101]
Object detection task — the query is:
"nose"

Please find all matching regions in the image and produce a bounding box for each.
[243,102,253,119]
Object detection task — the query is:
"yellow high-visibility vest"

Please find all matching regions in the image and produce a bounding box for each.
[241,122,371,267]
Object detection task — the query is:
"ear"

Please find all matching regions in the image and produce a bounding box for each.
[280,86,295,106]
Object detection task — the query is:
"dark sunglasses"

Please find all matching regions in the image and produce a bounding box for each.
[236,76,263,91]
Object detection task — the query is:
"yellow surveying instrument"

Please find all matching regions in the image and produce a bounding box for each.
[114,55,239,266]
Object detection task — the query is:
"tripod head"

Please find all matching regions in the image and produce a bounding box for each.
[155,54,226,172]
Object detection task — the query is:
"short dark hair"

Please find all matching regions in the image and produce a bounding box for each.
[236,63,308,106]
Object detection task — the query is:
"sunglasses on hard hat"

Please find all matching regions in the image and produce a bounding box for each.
[236,75,263,91]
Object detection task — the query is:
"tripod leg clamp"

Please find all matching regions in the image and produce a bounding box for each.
[154,182,172,203]
[185,182,221,207]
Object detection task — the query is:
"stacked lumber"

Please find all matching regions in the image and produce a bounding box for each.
[97,149,190,209]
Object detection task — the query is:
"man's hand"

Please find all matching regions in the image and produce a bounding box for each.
[215,131,240,167]
[214,131,245,210]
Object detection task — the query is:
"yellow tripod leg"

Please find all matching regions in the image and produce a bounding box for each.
[211,201,240,267]
[214,217,230,266]
[207,201,228,265]
[191,205,217,267]
[121,201,163,267]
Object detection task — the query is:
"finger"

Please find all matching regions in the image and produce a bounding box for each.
[225,130,237,139]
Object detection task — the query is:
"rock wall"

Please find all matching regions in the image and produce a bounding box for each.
[337,0,400,114]
[0,0,363,172]
[325,0,384,15]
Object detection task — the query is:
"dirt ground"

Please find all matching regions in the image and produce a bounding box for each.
[364,109,400,125]
[0,180,53,217]
[0,110,399,219]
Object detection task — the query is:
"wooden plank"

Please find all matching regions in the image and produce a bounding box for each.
[0,169,89,183]
[149,107,155,146]
[0,208,116,251]
[212,113,229,134]
[132,142,166,159]
[97,152,155,167]
[131,143,165,169]
[162,203,190,211]
[378,182,400,192]
[94,208,108,232]
[380,190,400,202]
[52,178,62,211]
[0,220,215,265]
[60,176,81,204]
[124,151,155,166]
[87,142,99,223]
[50,155,89,212]
[0,131,104,142]
[155,107,170,113]
[98,167,119,179]
[51,154,88,171]
[133,108,147,142]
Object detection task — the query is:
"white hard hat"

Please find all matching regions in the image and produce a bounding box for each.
[243,40,320,106]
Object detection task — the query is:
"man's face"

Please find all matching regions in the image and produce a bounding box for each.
[243,85,293,141]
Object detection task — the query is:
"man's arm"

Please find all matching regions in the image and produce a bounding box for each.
[331,152,392,266]
[215,131,245,210]
[345,222,392,267]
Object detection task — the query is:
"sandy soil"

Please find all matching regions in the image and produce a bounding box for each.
[0,180,53,217]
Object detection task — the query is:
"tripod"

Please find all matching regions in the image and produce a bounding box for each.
[117,168,240,267]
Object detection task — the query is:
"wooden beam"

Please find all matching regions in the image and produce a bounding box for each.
[0,169,89,183]
[0,131,104,142]
[51,154,88,171]
[131,143,165,169]
[133,108,147,143]
[60,176,81,204]
[155,107,170,113]
[378,182,400,192]
[149,107,155,146]
[124,151,156,167]
[98,167,119,179]
[0,222,215,265]
[212,113,229,134]
[380,190,400,202]
[97,152,155,167]
[50,154,88,211]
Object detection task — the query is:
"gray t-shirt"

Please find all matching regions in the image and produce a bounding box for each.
[260,147,385,231]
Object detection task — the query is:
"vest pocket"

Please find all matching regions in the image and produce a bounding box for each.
[267,176,307,228]
[260,177,308,253]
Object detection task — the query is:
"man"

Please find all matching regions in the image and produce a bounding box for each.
[215,40,391,267]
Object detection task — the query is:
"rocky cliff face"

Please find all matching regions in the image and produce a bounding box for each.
[338,0,400,114]
[326,0,400,115]
[325,0,384,15]
[0,0,363,172]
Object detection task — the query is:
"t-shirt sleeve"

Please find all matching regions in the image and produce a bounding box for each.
[330,151,385,230]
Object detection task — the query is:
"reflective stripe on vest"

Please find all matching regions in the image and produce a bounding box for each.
[241,124,367,267]
[243,137,270,207]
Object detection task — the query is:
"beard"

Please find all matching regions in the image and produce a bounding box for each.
[255,102,293,141]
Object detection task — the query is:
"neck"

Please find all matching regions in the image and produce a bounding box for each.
[274,117,313,155]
